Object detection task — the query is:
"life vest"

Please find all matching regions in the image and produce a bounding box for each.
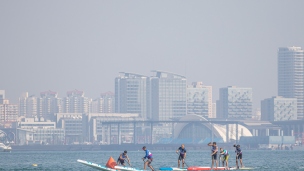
[211,145,217,152]
[179,147,186,155]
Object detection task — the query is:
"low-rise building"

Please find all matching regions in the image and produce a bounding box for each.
[18,118,64,145]
[261,96,297,121]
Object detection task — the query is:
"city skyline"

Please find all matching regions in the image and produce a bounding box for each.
[0,61,300,114]
[1,1,304,111]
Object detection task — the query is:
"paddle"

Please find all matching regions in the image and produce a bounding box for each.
[125,159,131,167]
[219,155,224,167]
[142,158,155,171]
[176,153,188,168]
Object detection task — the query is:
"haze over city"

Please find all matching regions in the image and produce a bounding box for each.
[1,0,304,110]
[1,2,304,171]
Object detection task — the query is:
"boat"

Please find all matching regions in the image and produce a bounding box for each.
[77,159,116,171]
[159,167,187,171]
[0,143,12,152]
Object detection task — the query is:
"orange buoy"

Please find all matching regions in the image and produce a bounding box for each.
[106,156,117,169]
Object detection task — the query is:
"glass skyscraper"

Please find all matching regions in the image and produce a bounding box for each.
[115,72,150,119]
[151,70,187,121]
[278,47,304,119]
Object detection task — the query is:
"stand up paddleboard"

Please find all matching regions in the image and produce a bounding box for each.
[187,166,254,170]
[230,167,254,170]
[114,165,145,171]
[77,159,117,171]
[78,157,147,171]
[159,167,187,171]
[187,166,236,170]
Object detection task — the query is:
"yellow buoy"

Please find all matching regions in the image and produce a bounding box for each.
[32,164,38,167]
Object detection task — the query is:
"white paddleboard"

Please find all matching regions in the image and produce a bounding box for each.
[114,165,146,171]
[77,159,117,171]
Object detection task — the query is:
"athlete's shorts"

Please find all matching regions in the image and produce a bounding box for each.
[178,154,185,160]
[236,153,242,159]
[212,153,217,160]
[223,155,229,161]
[147,158,153,163]
[119,159,125,164]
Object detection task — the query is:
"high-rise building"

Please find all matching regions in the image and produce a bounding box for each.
[0,90,5,104]
[100,92,115,113]
[19,92,38,117]
[37,90,61,120]
[91,92,115,113]
[115,73,150,119]
[62,90,89,114]
[150,70,187,121]
[261,96,297,121]
[187,82,212,118]
[91,98,101,113]
[278,47,304,119]
[211,103,216,118]
[216,86,252,119]
[19,92,27,117]
[0,99,18,127]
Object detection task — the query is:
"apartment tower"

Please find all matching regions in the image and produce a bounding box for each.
[278,47,304,119]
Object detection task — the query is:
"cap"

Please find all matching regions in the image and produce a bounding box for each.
[124,150,127,153]
[142,146,146,149]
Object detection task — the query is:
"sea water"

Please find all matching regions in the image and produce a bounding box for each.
[0,150,303,170]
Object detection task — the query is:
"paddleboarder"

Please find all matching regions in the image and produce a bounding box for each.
[219,148,229,169]
[142,146,155,171]
[176,144,187,168]
[117,150,131,166]
[207,142,218,169]
[233,144,243,169]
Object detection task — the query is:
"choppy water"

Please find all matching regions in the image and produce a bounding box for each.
[0,150,303,171]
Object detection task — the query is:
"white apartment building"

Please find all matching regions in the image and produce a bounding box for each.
[261,96,297,121]
[62,90,89,114]
[91,92,115,113]
[187,82,212,118]
[19,92,38,118]
[0,99,18,127]
[37,90,61,120]
[217,86,253,119]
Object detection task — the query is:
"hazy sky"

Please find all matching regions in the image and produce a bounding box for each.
[1,1,304,110]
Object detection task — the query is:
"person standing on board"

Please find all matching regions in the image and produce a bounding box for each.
[142,146,155,171]
[219,148,229,169]
[176,144,187,168]
[117,150,131,166]
[207,142,218,169]
[233,144,243,169]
